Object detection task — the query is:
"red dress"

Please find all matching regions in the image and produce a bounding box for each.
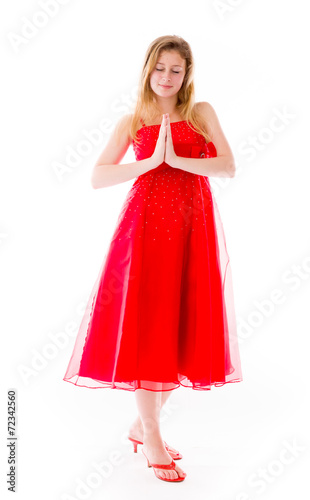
[63,119,243,391]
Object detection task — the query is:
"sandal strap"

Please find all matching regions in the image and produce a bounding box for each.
[128,437,143,445]
[163,441,179,453]
[150,459,176,470]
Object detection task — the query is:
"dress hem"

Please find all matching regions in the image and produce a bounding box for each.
[62,376,243,392]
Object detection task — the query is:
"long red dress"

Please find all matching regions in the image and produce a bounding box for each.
[63,119,243,391]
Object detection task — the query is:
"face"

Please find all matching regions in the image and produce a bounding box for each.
[149,50,186,97]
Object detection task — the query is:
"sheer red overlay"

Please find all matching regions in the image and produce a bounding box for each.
[63,120,243,391]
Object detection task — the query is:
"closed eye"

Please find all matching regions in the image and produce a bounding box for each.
[156,69,180,74]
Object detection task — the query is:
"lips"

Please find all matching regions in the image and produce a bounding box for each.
[160,84,172,88]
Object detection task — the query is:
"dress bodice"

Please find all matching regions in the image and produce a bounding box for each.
[132,120,217,165]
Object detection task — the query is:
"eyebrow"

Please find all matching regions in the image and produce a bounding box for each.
[156,62,183,68]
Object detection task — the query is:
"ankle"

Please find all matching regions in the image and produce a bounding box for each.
[143,433,164,447]
[131,416,143,428]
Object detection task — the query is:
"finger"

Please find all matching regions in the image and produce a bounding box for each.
[166,117,171,141]
[159,114,166,134]
[166,114,170,133]
[161,116,167,139]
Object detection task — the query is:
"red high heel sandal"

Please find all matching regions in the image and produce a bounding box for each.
[141,447,186,482]
[128,436,183,460]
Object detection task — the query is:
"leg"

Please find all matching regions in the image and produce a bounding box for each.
[129,390,173,436]
[134,388,162,440]
[134,388,186,481]
[160,389,173,409]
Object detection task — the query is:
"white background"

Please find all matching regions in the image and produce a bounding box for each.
[1,0,309,498]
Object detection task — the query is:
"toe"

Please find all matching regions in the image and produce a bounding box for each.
[176,466,186,479]
[158,470,166,480]
[172,470,179,479]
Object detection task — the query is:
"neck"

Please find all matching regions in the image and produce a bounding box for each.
[155,94,179,115]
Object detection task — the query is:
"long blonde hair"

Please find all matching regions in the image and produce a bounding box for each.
[120,35,211,145]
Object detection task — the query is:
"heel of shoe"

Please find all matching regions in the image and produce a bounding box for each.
[128,436,142,453]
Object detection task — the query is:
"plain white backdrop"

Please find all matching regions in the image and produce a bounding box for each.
[1,0,309,498]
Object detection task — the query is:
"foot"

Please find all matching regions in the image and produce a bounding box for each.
[128,417,183,459]
[142,436,186,481]
[128,417,144,443]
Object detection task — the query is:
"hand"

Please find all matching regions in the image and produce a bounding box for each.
[164,114,178,167]
[150,114,167,167]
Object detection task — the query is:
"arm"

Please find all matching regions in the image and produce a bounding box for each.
[172,102,236,178]
[91,114,156,189]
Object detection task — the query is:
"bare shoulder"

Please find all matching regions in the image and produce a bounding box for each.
[114,113,134,140]
[194,101,218,133]
[194,101,234,159]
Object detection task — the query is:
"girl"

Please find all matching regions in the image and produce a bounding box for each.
[63,34,243,483]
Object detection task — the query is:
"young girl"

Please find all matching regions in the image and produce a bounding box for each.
[63,34,243,483]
